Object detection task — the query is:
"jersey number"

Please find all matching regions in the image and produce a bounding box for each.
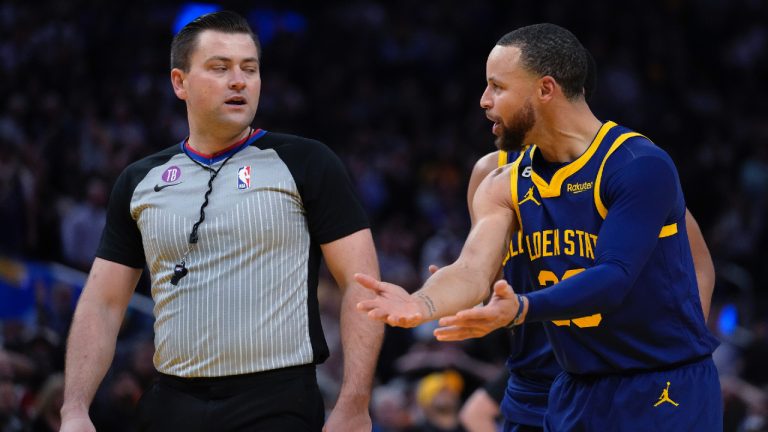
[537,269,602,328]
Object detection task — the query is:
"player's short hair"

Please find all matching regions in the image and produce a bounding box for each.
[497,23,589,100]
[170,10,261,71]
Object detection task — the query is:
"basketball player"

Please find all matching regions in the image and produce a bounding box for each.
[357,23,722,431]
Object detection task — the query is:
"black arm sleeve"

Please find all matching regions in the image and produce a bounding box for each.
[301,141,370,244]
[269,134,370,244]
[95,169,146,268]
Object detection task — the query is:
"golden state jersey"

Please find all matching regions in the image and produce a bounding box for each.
[499,150,560,427]
[509,121,718,375]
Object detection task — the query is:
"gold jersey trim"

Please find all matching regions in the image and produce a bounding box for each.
[593,131,644,218]
[530,121,617,198]
[498,150,508,167]
[593,132,677,239]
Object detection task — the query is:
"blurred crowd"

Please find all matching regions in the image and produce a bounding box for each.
[1,0,767,431]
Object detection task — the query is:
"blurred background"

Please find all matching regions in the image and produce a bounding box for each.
[1,0,766,431]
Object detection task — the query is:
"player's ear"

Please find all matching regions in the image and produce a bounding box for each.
[538,76,556,102]
[171,68,187,100]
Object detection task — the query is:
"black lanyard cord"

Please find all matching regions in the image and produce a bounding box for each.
[187,152,235,244]
[171,128,252,286]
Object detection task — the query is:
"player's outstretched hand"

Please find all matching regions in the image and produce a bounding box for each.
[355,273,426,328]
[434,279,519,341]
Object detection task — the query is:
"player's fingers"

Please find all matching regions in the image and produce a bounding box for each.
[492,279,515,297]
[428,264,440,274]
[438,312,486,326]
[454,307,495,321]
[366,308,390,322]
[391,314,422,328]
[437,314,459,327]
[354,273,384,293]
[356,299,380,312]
[433,326,484,341]
[443,317,495,329]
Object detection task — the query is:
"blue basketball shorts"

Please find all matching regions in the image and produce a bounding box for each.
[544,357,722,432]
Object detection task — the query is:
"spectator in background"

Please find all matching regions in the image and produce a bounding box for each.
[371,381,417,432]
[0,350,24,432]
[0,140,34,256]
[0,2,766,431]
[29,373,63,432]
[459,369,507,432]
[58,177,108,272]
[415,370,465,432]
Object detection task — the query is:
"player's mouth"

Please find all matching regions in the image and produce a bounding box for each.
[486,113,502,136]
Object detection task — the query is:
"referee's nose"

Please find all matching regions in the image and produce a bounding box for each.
[229,68,247,91]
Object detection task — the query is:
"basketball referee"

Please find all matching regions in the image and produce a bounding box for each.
[60,11,383,432]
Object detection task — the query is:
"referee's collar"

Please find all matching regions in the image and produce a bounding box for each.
[180,129,267,165]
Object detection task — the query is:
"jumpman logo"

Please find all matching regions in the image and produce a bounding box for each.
[519,187,541,206]
[654,381,679,407]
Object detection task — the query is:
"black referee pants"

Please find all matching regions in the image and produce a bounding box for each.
[135,365,324,432]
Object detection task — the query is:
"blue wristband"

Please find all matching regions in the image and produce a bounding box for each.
[505,294,526,328]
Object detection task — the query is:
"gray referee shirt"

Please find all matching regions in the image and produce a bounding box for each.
[96,130,369,378]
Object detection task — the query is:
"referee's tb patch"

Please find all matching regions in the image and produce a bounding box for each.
[237,166,251,189]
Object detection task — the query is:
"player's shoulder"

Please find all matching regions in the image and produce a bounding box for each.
[472,149,524,179]
[484,161,515,190]
[472,151,502,181]
[608,127,674,169]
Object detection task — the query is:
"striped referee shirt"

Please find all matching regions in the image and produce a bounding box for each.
[96,130,369,378]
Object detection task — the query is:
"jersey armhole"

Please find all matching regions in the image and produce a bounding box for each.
[593,132,679,238]
[509,150,527,233]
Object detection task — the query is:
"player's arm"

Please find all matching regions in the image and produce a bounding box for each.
[686,209,714,320]
[61,258,142,432]
[468,151,502,224]
[356,165,518,327]
[520,153,681,323]
[466,151,505,293]
[321,228,384,432]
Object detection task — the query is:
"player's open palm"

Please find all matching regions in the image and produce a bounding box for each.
[354,273,425,327]
[434,279,519,341]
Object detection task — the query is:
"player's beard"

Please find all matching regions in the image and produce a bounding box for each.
[495,98,535,152]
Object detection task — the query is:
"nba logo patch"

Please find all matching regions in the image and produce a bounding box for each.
[237,166,251,189]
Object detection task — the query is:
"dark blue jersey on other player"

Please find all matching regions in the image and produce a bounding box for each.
[497,151,560,428]
[510,121,718,375]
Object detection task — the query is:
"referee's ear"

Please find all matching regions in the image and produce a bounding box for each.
[171,68,188,100]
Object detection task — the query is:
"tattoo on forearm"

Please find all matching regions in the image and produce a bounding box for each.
[415,292,437,318]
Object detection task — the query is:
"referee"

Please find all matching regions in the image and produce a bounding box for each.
[60,11,383,432]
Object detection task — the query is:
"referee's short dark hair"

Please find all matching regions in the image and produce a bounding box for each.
[170,10,261,71]
[497,23,589,101]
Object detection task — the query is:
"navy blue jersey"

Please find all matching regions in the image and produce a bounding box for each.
[498,151,560,427]
[510,121,718,375]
